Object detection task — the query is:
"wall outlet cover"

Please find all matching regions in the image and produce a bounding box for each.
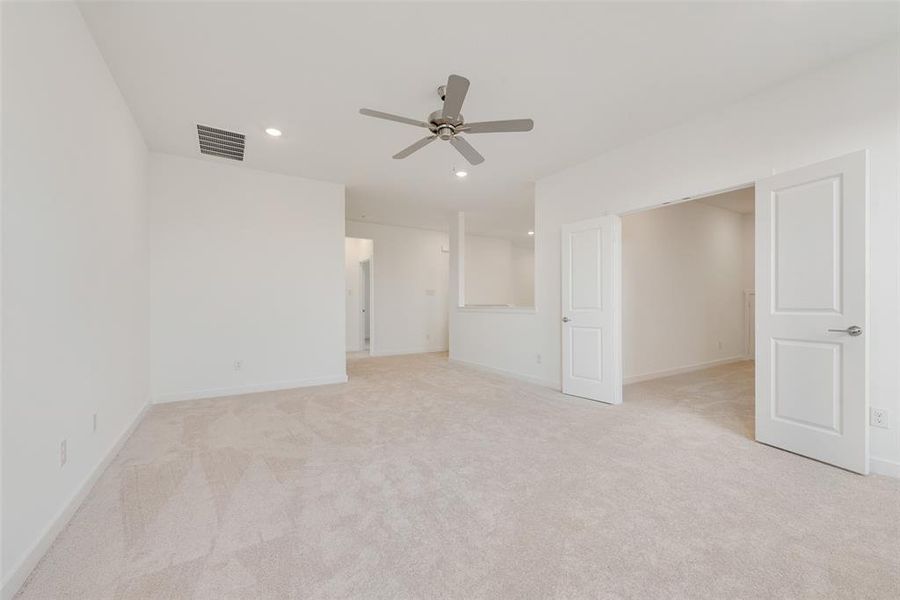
[60,439,67,467]
[870,408,889,429]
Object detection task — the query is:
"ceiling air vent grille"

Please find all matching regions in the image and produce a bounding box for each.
[197,124,245,161]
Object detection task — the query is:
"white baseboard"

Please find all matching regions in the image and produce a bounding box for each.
[870,456,900,478]
[624,356,750,385]
[152,374,349,404]
[449,357,557,389]
[370,346,448,358]
[1,401,150,600]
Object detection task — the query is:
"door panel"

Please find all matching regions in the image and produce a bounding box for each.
[773,177,841,312]
[570,229,603,310]
[571,327,603,381]
[756,150,868,474]
[561,216,621,403]
[771,339,841,433]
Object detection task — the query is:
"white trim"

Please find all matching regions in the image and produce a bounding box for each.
[370,346,448,358]
[1,401,150,600]
[870,456,900,479]
[449,357,557,389]
[624,356,750,385]
[152,374,348,404]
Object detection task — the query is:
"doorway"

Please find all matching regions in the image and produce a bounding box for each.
[560,151,869,474]
[345,237,374,358]
[621,187,755,386]
[619,188,757,440]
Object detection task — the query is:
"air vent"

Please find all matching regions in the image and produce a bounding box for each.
[197,124,245,161]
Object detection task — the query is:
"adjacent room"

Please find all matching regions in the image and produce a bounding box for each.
[3,2,900,599]
[620,188,756,436]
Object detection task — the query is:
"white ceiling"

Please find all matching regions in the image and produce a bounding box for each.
[698,187,755,215]
[79,1,898,238]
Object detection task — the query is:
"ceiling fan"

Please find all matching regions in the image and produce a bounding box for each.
[359,74,534,166]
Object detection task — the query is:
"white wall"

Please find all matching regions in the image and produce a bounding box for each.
[1,3,150,596]
[512,244,535,307]
[622,201,746,382]
[465,234,512,306]
[346,221,448,356]
[450,40,900,472]
[741,213,755,292]
[465,234,513,305]
[464,234,534,307]
[150,153,346,402]
[345,237,373,351]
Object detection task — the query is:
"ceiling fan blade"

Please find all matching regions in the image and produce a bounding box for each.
[449,135,484,165]
[392,135,437,159]
[360,108,430,128]
[441,74,470,120]
[461,119,534,134]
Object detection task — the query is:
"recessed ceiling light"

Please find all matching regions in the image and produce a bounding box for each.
[527,231,535,236]
[455,170,468,178]
[265,128,282,137]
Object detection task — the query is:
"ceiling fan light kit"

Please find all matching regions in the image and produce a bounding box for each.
[359,74,534,166]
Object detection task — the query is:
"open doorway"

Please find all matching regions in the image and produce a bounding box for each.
[561,151,869,473]
[345,237,374,359]
[620,186,756,436]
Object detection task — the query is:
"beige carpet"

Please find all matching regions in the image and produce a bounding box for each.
[17,355,900,599]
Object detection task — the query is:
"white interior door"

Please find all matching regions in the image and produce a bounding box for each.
[561,216,622,403]
[756,150,868,474]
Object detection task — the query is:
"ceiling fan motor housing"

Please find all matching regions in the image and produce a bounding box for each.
[427,109,464,140]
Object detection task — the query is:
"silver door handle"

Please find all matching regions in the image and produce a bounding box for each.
[827,325,862,336]
[562,317,570,323]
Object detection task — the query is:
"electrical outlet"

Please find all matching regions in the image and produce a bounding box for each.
[871,408,889,429]
[536,353,542,364]
[717,341,723,350]
[426,333,431,341]
[234,360,242,371]
[92,413,97,433]
[60,440,67,467]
